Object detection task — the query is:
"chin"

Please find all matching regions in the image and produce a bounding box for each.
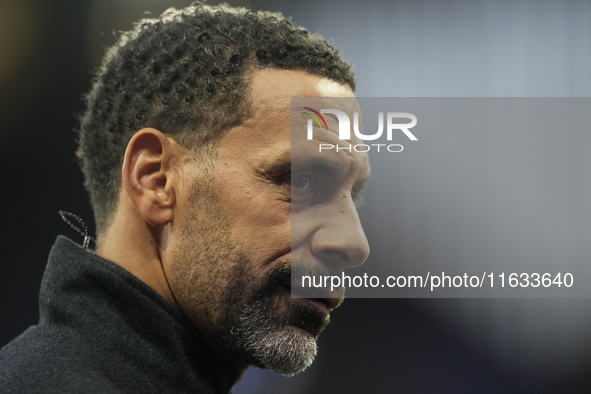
[248,324,318,376]
[228,293,327,376]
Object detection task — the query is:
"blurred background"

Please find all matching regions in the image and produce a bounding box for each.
[1,0,590,392]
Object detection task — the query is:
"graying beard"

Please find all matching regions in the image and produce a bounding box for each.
[233,300,317,376]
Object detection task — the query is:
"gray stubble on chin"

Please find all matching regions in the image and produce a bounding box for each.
[232,299,318,376]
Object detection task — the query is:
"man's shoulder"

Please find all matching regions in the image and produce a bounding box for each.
[0,325,119,394]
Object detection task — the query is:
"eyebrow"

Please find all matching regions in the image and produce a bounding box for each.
[290,157,339,177]
[260,157,337,180]
[265,154,369,205]
[293,156,371,205]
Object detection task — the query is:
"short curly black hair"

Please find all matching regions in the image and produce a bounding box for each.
[77,3,356,233]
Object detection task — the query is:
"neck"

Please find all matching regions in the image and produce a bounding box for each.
[95,197,249,383]
[96,200,178,309]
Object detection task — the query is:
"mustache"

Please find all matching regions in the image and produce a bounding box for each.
[266,263,346,300]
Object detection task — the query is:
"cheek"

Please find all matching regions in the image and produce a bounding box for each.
[213,165,292,263]
[224,194,292,263]
[289,209,317,262]
[166,226,249,328]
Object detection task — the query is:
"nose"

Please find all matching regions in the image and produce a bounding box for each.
[310,193,370,271]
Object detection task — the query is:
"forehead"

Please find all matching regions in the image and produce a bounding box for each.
[250,69,355,104]
[239,69,362,145]
[213,69,369,183]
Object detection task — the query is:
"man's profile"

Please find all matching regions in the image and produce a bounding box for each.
[0,4,369,393]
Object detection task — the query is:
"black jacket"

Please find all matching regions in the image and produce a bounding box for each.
[0,236,236,393]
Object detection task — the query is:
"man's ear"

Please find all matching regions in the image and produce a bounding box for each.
[122,128,178,227]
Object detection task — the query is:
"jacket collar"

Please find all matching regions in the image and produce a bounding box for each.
[40,236,237,393]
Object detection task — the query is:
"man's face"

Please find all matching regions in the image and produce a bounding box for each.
[166,70,370,375]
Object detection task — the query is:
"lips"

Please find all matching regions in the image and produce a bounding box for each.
[280,279,344,311]
[273,275,338,336]
[301,297,330,317]
[272,264,346,315]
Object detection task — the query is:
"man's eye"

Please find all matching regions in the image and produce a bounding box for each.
[279,172,314,203]
[289,174,310,189]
